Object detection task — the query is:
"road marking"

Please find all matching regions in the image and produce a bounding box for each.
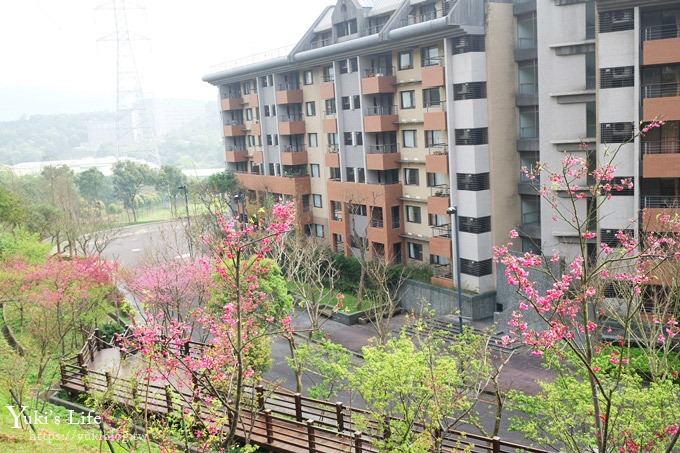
[131,248,141,252]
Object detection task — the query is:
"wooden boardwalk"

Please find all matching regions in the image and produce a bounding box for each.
[60,330,549,453]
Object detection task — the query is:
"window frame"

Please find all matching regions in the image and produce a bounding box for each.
[398,50,413,70]
[312,194,323,208]
[400,90,416,109]
[303,70,314,85]
[402,129,417,148]
[406,205,422,223]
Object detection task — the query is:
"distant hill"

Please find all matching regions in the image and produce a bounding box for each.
[0,100,224,168]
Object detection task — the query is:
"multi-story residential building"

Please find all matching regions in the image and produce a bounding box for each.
[204,0,680,312]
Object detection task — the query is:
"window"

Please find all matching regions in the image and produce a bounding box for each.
[586,102,596,138]
[310,164,320,177]
[352,95,361,109]
[400,90,415,109]
[402,130,417,148]
[350,57,358,73]
[398,50,413,70]
[601,122,634,143]
[308,133,318,147]
[302,195,310,211]
[247,135,255,147]
[404,168,419,185]
[452,35,485,54]
[330,167,341,179]
[339,59,349,74]
[421,46,440,67]
[406,205,421,223]
[261,75,269,87]
[325,98,336,115]
[457,173,490,191]
[355,132,363,146]
[323,66,334,82]
[425,130,445,148]
[349,204,367,216]
[460,258,492,277]
[346,167,355,182]
[586,52,596,89]
[408,242,423,261]
[423,88,441,107]
[357,167,365,183]
[314,224,325,238]
[599,9,633,33]
[391,206,401,228]
[305,101,316,116]
[341,96,351,110]
[313,194,323,208]
[267,75,273,86]
[458,216,491,234]
[273,134,279,146]
[303,70,313,85]
[455,128,488,145]
[264,105,270,117]
[245,108,253,121]
[266,135,273,146]
[600,67,634,89]
[453,82,486,100]
[336,18,357,37]
[344,132,353,146]
[328,133,338,145]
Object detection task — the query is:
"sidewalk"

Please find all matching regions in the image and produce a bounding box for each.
[291,309,554,395]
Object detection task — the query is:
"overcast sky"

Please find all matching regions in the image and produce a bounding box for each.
[0,0,328,120]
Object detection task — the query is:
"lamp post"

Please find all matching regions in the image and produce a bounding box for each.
[447,206,464,333]
[178,185,193,257]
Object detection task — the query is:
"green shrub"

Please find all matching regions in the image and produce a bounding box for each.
[98,322,126,343]
[0,230,50,263]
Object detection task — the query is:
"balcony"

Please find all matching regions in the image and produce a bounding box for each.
[251,150,264,164]
[225,146,248,163]
[366,144,400,170]
[279,113,306,135]
[642,25,680,65]
[513,0,536,15]
[361,68,396,95]
[325,149,340,168]
[323,118,337,133]
[281,146,308,166]
[422,63,445,89]
[427,185,450,216]
[517,82,538,106]
[424,103,447,130]
[320,81,335,99]
[518,211,541,239]
[515,37,537,61]
[243,92,259,106]
[364,105,398,132]
[431,264,454,289]
[223,120,245,137]
[642,140,680,178]
[518,174,540,195]
[276,84,303,104]
[398,7,447,28]
[426,145,449,173]
[221,96,243,111]
[641,196,680,232]
[327,180,403,207]
[430,224,452,258]
[244,120,261,136]
[236,173,311,196]
[642,82,680,121]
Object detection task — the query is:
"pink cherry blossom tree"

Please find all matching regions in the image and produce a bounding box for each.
[494,120,680,452]
[122,202,295,449]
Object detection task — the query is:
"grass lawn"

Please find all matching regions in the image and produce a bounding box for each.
[287,283,377,314]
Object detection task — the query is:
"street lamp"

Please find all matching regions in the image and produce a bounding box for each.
[178,185,193,257]
[447,206,464,333]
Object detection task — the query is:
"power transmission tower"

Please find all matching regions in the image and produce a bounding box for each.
[96,0,160,164]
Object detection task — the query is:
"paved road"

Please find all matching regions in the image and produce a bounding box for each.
[103,221,547,447]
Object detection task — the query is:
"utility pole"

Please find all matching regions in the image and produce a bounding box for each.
[178,185,193,257]
[447,206,464,332]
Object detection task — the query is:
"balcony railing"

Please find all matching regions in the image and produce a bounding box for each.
[310,39,331,49]
[422,56,443,67]
[365,105,396,116]
[432,224,452,238]
[520,173,541,185]
[642,82,680,99]
[516,37,537,49]
[332,210,343,221]
[399,8,446,27]
[431,184,450,197]
[365,24,384,35]
[518,82,538,96]
[224,119,244,126]
[282,170,309,178]
[642,140,680,154]
[327,144,339,153]
[428,143,448,155]
[424,101,446,111]
[370,218,384,228]
[366,143,398,154]
[324,108,337,116]
[279,112,303,122]
[222,92,242,99]
[277,82,300,91]
[225,145,246,151]
[643,196,680,208]
[283,144,306,152]
[519,125,539,139]
[363,67,394,78]
[521,211,540,225]
[642,24,680,41]
[322,74,335,83]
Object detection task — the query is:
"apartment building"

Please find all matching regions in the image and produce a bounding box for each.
[204,0,680,304]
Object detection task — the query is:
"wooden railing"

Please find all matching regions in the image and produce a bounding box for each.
[60,331,549,453]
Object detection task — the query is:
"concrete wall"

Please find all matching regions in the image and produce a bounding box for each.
[398,279,497,320]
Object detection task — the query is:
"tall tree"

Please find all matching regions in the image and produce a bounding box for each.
[0,186,26,229]
[111,160,155,222]
[155,165,187,216]
[75,167,109,202]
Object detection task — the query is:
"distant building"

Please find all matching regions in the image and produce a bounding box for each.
[9,156,159,177]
